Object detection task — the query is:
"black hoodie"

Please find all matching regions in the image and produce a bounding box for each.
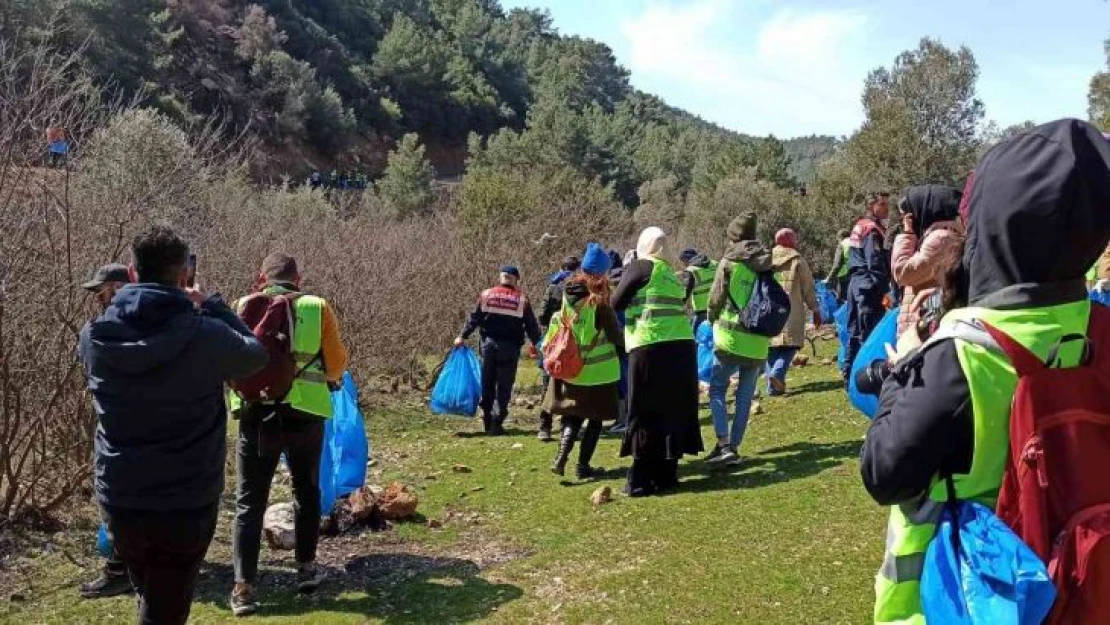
[861,119,1110,505]
[80,284,267,511]
[902,184,961,234]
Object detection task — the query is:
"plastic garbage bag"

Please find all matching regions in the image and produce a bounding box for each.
[847,307,899,419]
[922,500,1056,625]
[834,303,850,370]
[696,320,714,384]
[816,281,839,325]
[96,522,112,558]
[1092,285,1110,307]
[430,346,482,417]
[324,373,369,508]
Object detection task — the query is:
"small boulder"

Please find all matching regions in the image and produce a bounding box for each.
[263,503,296,550]
[792,354,810,367]
[590,486,613,506]
[511,443,524,450]
[378,482,419,520]
[427,518,443,529]
[348,487,379,523]
[750,401,764,416]
[452,464,472,474]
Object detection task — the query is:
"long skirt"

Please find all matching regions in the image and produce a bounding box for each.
[619,339,703,460]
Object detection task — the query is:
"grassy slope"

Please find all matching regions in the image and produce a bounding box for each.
[1,344,885,624]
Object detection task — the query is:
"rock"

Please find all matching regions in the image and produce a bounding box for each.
[427,519,442,529]
[470,486,485,493]
[590,486,613,506]
[510,443,524,450]
[525,402,535,410]
[9,593,25,602]
[378,482,419,520]
[792,354,810,367]
[452,464,472,474]
[263,503,296,550]
[348,487,379,523]
[750,401,764,416]
[820,357,835,366]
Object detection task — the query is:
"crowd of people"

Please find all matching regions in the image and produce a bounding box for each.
[76,118,1110,624]
[307,169,370,191]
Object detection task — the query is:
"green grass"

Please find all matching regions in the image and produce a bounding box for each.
[1,343,885,624]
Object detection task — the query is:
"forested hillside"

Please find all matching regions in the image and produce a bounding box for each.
[1,0,835,203]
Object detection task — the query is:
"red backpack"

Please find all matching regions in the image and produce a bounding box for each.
[543,310,585,381]
[230,293,301,402]
[985,304,1110,624]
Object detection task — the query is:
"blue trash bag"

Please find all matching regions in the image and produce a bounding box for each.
[816,281,839,324]
[922,500,1056,625]
[696,320,714,384]
[1092,287,1110,307]
[96,522,112,558]
[848,307,900,419]
[319,373,370,516]
[430,346,482,417]
[834,303,850,370]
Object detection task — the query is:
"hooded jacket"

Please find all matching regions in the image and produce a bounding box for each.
[770,245,818,348]
[704,240,773,364]
[679,253,713,297]
[861,119,1110,505]
[891,185,965,338]
[80,284,268,511]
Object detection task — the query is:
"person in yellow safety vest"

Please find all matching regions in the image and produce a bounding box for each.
[825,229,852,302]
[612,227,704,497]
[705,212,774,466]
[678,247,718,330]
[229,253,348,617]
[860,119,1110,625]
[543,243,625,480]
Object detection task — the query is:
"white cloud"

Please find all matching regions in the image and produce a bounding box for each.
[620,1,872,136]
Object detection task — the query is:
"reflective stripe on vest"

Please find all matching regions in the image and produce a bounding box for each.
[713,262,770,360]
[625,258,694,351]
[872,301,1093,624]
[688,263,717,312]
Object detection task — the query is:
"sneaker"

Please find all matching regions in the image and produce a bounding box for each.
[705,444,731,464]
[537,428,553,443]
[725,452,744,467]
[768,377,786,396]
[230,583,258,617]
[708,446,738,465]
[296,563,323,593]
[80,571,133,599]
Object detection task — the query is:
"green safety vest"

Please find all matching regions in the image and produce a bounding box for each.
[874,299,1092,624]
[228,287,334,419]
[626,258,694,351]
[544,298,620,387]
[712,262,771,360]
[837,239,851,278]
[687,262,718,313]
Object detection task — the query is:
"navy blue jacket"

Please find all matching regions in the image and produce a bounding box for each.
[79,284,267,511]
[460,284,541,349]
[847,217,890,302]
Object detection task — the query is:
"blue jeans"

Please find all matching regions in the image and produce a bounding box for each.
[765,346,799,395]
[708,357,761,451]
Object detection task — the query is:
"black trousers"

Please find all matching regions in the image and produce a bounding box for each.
[99,505,127,576]
[845,289,885,375]
[626,457,679,495]
[233,405,324,585]
[479,340,520,423]
[103,502,218,625]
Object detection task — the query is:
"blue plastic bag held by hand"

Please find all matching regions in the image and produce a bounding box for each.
[848,307,899,419]
[816,281,839,325]
[834,303,850,370]
[696,321,714,384]
[922,500,1056,625]
[318,372,369,517]
[430,346,482,417]
[96,522,112,558]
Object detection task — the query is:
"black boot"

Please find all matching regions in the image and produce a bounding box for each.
[551,418,582,476]
[538,411,554,442]
[481,412,493,435]
[576,420,603,480]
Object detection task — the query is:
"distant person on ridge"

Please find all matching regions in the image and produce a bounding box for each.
[844,192,891,379]
[456,265,542,436]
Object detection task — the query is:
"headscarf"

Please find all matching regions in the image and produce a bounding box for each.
[901,185,962,234]
[774,228,798,249]
[636,227,667,260]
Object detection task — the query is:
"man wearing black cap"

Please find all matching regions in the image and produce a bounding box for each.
[456,265,542,435]
[83,263,131,312]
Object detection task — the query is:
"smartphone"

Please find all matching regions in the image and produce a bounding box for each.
[186,253,197,288]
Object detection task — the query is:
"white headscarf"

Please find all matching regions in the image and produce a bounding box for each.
[636,227,667,260]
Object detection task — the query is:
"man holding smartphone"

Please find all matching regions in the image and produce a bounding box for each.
[79,227,267,625]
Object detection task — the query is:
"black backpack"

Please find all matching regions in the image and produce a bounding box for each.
[733,271,791,337]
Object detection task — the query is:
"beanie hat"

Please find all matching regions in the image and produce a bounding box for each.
[607,249,623,270]
[581,242,612,276]
[774,228,798,249]
[727,212,757,242]
[678,248,698,265]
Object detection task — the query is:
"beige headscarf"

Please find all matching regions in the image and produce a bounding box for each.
[636,227,667,261]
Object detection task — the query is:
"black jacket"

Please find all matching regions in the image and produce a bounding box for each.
[861,119,1110,505]
[80,284,268,511]
[847,217,890,301]
[460,284,542,348]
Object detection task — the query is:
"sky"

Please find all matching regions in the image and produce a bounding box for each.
[499,0,1110,138]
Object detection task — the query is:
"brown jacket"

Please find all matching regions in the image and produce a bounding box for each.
[770,246,818,348]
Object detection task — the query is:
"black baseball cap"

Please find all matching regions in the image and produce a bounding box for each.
[82,263,130,291]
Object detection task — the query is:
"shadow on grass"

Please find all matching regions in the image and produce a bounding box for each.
[788,379,847,396]
[674,439,861,494]
[194,553,523,623]
[453,427,535,439]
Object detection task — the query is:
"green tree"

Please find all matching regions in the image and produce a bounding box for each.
[1090,39,1110,130]
[379,133,436,218]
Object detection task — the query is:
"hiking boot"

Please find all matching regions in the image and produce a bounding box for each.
[725,452,744,467]
[704,443,728,463]
[768,377,786,396]
[80,571,133,599]
[576,465,603,480]
[296,563,323,593]
[230,583,258,617]
[490,419,506,437]
[551,421,580,476]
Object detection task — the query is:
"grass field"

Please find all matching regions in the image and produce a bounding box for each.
[0,344,886,624]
